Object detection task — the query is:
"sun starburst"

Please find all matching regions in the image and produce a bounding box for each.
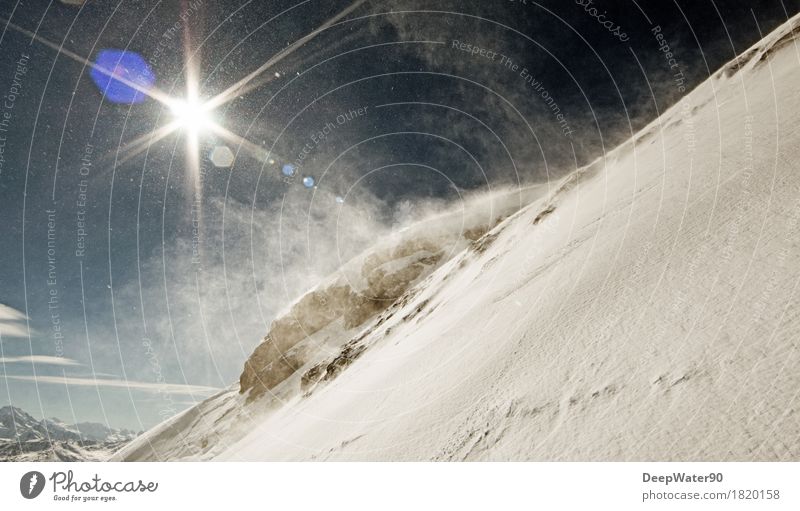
[0,0,368,197]
[169,98,214,133]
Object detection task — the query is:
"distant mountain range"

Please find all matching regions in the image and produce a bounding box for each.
[0,406,139,461]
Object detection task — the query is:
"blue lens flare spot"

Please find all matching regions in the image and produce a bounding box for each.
[90,49,155,104]
[281,163,296,176]
[302,176,315,188]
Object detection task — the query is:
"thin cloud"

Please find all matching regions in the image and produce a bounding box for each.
[0,355,82,367]
[5,375,221,396]
[0,304,30,338]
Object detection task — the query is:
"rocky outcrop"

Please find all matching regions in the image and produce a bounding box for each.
[239,238,445,400]
[238,187,545,402]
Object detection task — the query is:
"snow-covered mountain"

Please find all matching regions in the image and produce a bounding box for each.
[116,13,800,461]
[0,406,61,442]
[113,186,546,461]
[0,406,137,461]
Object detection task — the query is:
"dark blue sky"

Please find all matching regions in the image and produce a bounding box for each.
[0,0,795,429]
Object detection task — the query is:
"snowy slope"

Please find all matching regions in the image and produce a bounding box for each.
[117,14,800,461]
[113,186,546,461]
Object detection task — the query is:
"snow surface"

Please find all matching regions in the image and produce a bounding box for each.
[116,14,800,461]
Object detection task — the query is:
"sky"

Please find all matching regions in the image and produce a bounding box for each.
[0,0,797,430]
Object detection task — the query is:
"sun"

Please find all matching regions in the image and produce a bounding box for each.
[169,98,213,132]
[165,96,218,195]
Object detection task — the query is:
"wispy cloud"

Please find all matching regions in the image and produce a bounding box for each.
[0,355,82,367]
[0,304,30,338]
[5,375,221,396]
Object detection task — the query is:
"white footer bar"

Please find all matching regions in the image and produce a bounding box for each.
[1,462,796,510]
